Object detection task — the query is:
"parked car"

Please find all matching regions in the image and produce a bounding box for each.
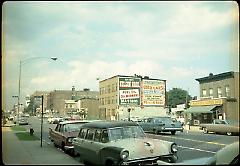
[49,120,93,155]
[199,119,239,136]
[175,141,239,165]
[69,115,81,121]
[138,117,184,135]
[18,117,29,125]
[72,121,178,165]
[48,117,63,124]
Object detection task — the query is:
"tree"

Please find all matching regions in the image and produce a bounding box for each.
[25,97,37,115]
[166,88,192,108]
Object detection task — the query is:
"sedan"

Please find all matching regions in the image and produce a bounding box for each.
[18,117,29,125]
[199,119,239,136]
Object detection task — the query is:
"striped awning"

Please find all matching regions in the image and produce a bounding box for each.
[184,106,216,114]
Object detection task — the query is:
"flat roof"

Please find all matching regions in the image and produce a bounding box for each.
[196,71,235,83]
[99,75,166,83]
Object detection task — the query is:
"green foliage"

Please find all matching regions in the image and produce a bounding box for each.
[15,132,39,141]
[25,97,37,115]
[11,126,27,131]
[167,88,192,108]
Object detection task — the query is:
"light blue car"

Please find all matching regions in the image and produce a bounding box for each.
[138,117,184,135]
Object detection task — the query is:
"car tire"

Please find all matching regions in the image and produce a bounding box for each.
[226,132,232,136]
[61,142,65,152]
[171,131,176,135]
[203,128,208,134]
[53,142,58,147]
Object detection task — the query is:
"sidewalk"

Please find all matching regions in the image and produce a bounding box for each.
[2,123,82,165]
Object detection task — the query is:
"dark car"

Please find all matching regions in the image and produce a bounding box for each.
[138,117,183,135]
[72,121,178,165]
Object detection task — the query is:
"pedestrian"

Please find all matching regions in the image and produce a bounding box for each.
[29,125,34,135]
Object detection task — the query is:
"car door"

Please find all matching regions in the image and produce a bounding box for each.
[83,129,105,164]
[55,124,64,146]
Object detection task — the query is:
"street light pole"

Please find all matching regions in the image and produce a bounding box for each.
[17,60,22,124]
[41,95,43,147]
[16,57,57,125]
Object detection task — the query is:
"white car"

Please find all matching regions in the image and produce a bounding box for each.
[48,117,63,124]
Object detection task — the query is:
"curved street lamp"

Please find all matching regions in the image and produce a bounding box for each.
[16,56,57,124]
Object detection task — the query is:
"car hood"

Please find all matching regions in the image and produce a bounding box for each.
[106,137,174,160]
[175,157,211,165]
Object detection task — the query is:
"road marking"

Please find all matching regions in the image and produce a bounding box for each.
[178,145,216,154]
[149,134,226,146]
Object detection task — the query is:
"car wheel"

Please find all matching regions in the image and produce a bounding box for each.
[171,131,176,135]
[61,142,65,151]
[226,132,232,136]
[203,128,208,134]
[53,142,58,147]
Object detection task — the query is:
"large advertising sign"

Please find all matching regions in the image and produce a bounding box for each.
[142,79,166,106]
[119,77,141,105]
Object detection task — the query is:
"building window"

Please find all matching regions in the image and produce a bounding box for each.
[225,85,230,97]
[209,88,213,98]
[217,87,222,98]
[112,84,115,92]
[108,85,111,93]
[202,89,207,97]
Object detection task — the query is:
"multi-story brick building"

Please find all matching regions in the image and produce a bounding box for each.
[47,88,99,116]
[186,71,239,125]
[99,75,167,120]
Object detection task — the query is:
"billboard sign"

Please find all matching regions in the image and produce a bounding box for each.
[119,77,141,105]
[141,79,166,106]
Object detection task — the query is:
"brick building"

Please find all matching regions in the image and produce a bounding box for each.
[186,71,239,125]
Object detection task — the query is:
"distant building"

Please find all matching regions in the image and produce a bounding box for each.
[30,91,50,114]
[186,71,239,125]
[47,88,99,116]
[99,75,167,120]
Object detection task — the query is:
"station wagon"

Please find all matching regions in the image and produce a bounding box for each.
[72,121,178,165]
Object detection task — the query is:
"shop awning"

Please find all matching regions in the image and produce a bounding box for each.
[184,106,216,114]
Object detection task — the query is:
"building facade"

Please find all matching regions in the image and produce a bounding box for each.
[186,72,239,125]
[47,88,99,116]
[99,75,167,120]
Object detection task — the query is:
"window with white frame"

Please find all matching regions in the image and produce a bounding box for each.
[225,85,230,97]
[202,89,207,97]
[217,87,222,98]
[209,88,213,98]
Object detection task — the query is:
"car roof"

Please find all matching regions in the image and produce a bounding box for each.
[81,121,139,129]
[59,120,93,125]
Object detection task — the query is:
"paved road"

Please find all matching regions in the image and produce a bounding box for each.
[24,117,239,164]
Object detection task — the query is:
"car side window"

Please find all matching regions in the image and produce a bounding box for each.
[86,129,95,140]
[78,128,87,139]
[101,130,109,143]
[94,129,101,142]
[59,125,64,132]
[55,125,60,131]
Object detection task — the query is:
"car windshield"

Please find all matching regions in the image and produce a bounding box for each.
[108,126,145,141]
[64,123,85,132]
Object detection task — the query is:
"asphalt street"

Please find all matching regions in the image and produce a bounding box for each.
[23,117,239,164]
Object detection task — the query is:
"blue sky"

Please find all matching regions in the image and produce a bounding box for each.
[2,1,239,110]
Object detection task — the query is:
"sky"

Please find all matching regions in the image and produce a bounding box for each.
[2,1,239,111]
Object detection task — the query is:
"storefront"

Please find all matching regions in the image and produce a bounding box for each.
[185,98,225,125]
